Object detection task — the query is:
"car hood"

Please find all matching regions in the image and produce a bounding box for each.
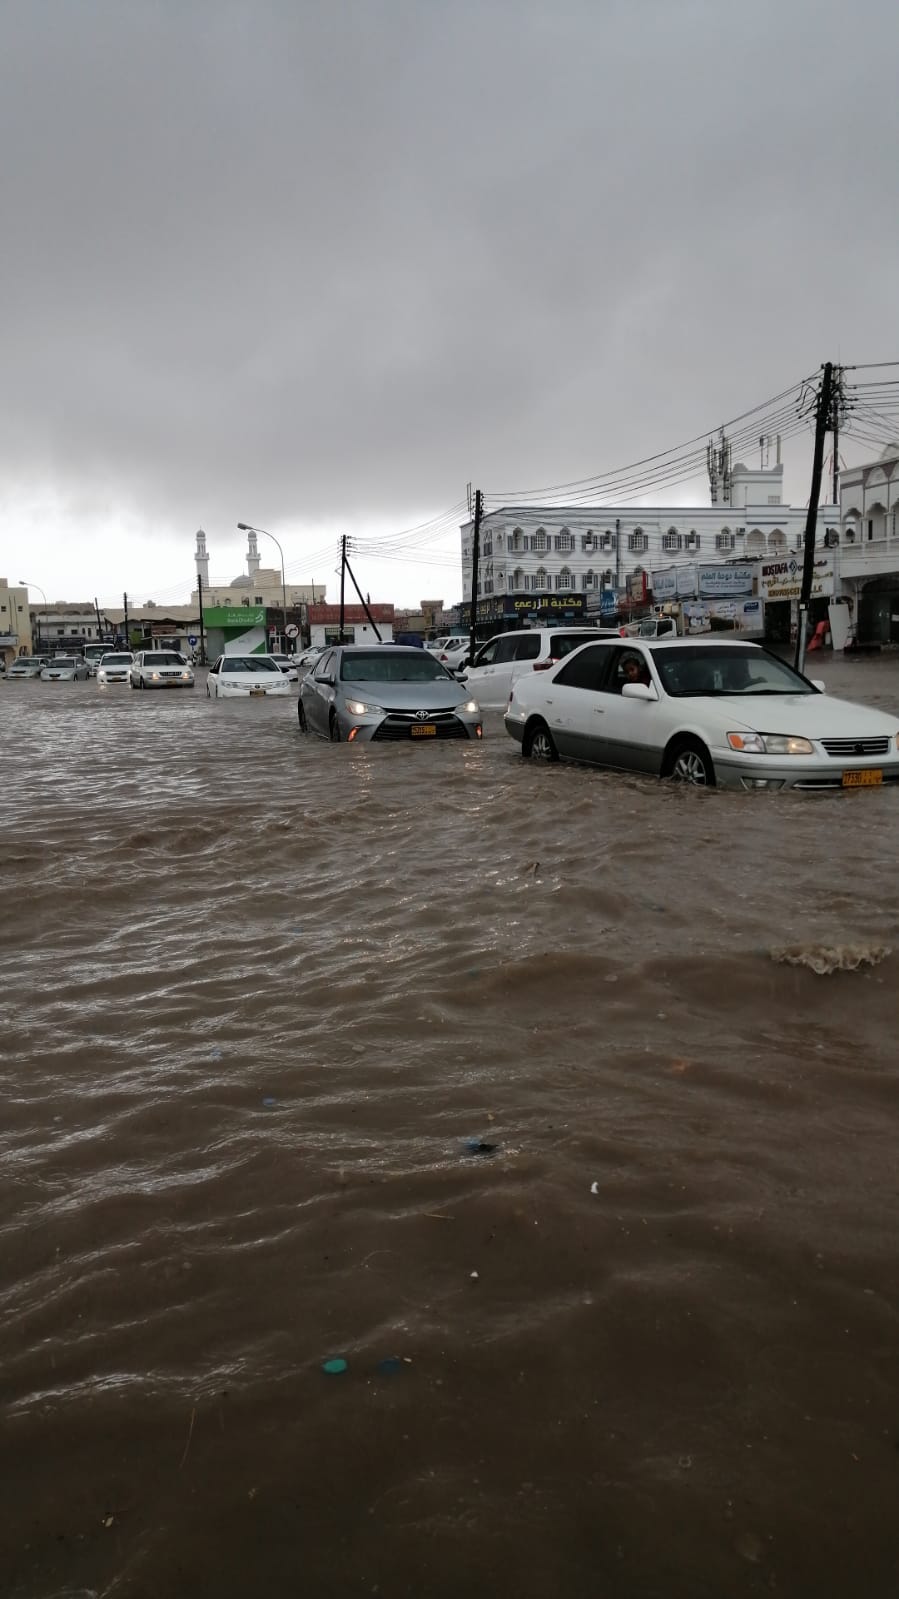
[698,692,899,737]
[341,677,464,710]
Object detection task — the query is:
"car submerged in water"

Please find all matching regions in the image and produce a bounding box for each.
[298,645,483,743]
[504,637,899,791]
[41,655,91,681]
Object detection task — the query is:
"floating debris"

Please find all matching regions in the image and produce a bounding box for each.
[322,1358,348,1376]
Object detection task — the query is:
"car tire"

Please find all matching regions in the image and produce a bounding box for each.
[329,713,341,742]
[522,718,559,762]
[664,737,716,787]
[298,702,308,733]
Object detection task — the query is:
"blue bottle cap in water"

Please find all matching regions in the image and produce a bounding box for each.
[322,1358,348,1376]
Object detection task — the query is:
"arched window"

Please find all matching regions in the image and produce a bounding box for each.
[583,568,595,590]
[557,567,572,591]
[512,566,525,591]
[558,527,573,553]
[628,527,648,553]
[535,527,547,554]
[768,529,787,552]
[662,529,682,552]
[745,529,766,555]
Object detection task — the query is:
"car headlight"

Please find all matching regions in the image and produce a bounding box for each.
[456,700,479,714]
[345,699,383,715]
[181,671,191,679]
[150,672,160,680]
[727,732,815,755]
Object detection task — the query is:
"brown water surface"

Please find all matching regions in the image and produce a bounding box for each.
[1,657,898,1597]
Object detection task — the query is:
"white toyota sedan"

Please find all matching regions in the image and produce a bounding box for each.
[504,637,899,791]
[206,655,292,699]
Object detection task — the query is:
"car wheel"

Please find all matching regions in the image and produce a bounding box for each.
[522,718,559,762]
[329,713,341,742]
[665,738,716,787]
[298,701,308,733]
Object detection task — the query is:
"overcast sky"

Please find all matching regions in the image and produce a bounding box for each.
[2,0,897,609]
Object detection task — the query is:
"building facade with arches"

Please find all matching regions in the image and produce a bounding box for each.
[839,443,899,643]
[460,461,839,622]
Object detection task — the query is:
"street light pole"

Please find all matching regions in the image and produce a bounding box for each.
[237,522,287,651]
[19,579,47,655]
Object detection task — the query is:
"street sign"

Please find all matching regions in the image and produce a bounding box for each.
[188,635,198,645]
[286,623,299,638]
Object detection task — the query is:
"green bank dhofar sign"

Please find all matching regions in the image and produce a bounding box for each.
[204,607,266,627]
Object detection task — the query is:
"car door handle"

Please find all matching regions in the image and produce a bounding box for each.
[594,706,605,714]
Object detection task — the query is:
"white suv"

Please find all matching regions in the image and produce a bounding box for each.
[130,650,195,689]
[460,626,621,707]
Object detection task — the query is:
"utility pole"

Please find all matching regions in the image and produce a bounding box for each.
[343,551,382,641]
[94,596,103,643]
[468,489,482,667]
[794,362,834,675]
[123,591,130,649]
[832,365,843,506]
[197,573,207,664]
[339,535,347,643]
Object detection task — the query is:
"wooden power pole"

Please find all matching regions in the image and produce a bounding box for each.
[795,361,834,675]
[468,489,482,668]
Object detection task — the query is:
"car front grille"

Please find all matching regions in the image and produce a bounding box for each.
[372,709,470,742]
[820,736,891,757]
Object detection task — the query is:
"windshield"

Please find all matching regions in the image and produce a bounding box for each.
[651,645,816,697]
[48,658,76,668]
[144,652,185,666]
[101,654,132,665]
[340,651,452,683]
[222,657,280,674]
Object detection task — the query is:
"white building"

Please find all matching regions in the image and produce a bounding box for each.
[0,580,32,664]
[460,460,840,625]
[190,528,325,610]
[839,443,899,643]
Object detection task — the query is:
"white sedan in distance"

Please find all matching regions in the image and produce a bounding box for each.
[96,651,134,685]
[269,652,299,682]
[505,637,899,791]
[206,655,292,699]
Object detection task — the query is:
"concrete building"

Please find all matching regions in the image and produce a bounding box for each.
[28,602,201,657]
[0,580,33,665]
[307,604,394,648]
[839,442,899,643]
[460,459,840,628]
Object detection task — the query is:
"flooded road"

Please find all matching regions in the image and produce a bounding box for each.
[1,655,898,1598]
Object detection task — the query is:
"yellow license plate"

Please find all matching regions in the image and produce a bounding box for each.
[842,769,882,787]
[410,724,436,737]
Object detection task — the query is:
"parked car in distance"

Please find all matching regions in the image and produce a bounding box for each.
[269,652,299,682]
[6,658,47,679]
[505,636,899,791]
[41,655,91,681]
[299,645,482,743]
[294,645,327,670]
[435,637,473,672]
[83,642,120,675]
[130,651,195,689]
[206,655,291,698]
[460,626,622,708]
[96,651,134,685]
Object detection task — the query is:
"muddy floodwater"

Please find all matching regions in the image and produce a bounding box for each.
[1,654,898,1598]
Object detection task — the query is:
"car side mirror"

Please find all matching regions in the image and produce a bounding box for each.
[319,673,335,686]
[621,682,658,701]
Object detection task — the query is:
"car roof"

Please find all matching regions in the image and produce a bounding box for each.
[645,637,763,650]
[334,644,423,653]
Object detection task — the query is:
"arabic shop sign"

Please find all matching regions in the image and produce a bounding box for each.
[698,564,754,598]
[202,606,267,627]
[511,593,587,613]
[759,554,834,603]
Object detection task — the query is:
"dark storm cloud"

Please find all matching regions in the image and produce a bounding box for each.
[2,0,897,533]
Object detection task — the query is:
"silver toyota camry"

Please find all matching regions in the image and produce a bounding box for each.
[298,645,483,743]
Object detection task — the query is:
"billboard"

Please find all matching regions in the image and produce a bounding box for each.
[759,554,835,602]
[697,564,754,598]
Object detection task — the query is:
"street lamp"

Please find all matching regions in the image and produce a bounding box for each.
[237,523,287,652]
[19,579,47,655]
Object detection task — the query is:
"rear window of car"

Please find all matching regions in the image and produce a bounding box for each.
[549,633,600,659]
[223,657,280,673]
[49,658,76,668]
